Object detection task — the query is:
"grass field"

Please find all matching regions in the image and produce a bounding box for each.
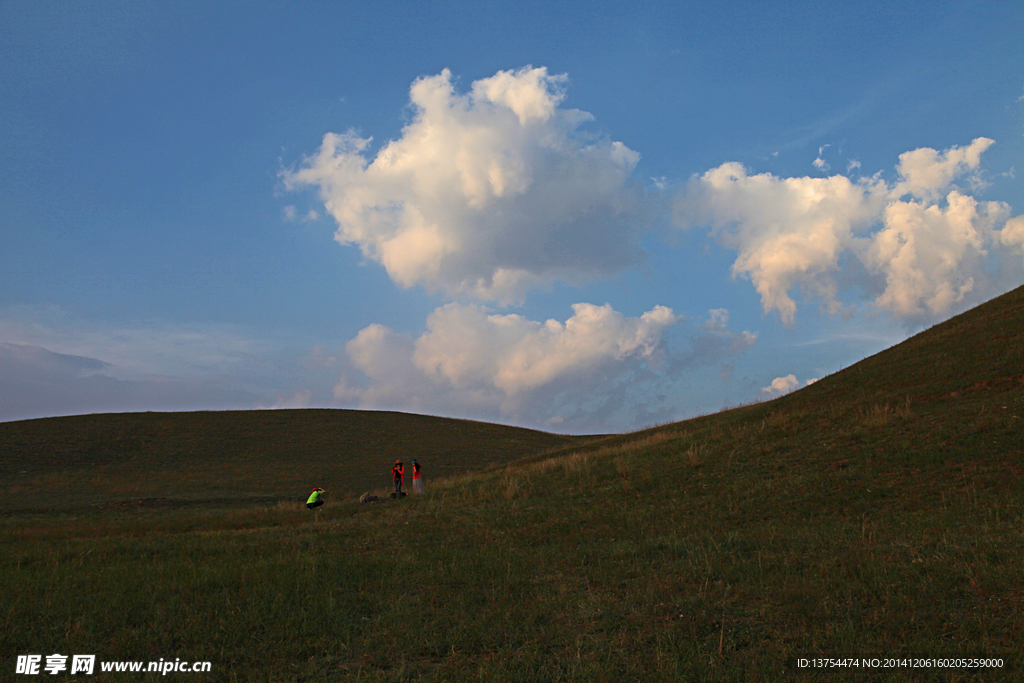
[2,284,1023,681]
[0,410,587,513]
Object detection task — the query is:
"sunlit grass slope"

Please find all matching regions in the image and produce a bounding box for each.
[0,410,587,512]
[2,284,1022,682]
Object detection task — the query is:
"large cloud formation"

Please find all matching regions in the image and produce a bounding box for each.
[674,163,889,323]
[334,303,755,432]
[284,66,645,304]
[675,138,1023,325]
[284,67,1021,428]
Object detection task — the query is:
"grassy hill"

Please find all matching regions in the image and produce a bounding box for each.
[1,284,1022,681]
[0,409,589,512]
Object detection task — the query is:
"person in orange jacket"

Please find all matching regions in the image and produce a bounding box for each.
[392,460,405,496]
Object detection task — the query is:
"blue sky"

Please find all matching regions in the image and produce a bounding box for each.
[2,0,1022,432]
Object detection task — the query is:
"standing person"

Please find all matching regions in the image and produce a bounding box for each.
[412,459,425,494]
[306,487,325,510]
[392,460,404,497]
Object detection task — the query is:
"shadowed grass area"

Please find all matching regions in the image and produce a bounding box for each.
[1,285,1022,681]
[0,410,589,512]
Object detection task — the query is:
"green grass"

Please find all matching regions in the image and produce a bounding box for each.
[0,410,587,512]
[2,285,1023,681]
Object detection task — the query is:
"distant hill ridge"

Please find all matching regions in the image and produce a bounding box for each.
[0,409,587,511]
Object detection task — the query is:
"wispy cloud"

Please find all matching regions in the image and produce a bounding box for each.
[283,205,320,222]
[0,308,334,422]
[0,341,264,422]
[813,144,831,171]
[766,71,906,154]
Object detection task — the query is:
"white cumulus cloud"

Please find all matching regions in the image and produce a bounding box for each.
[760,374,817,396]
[999,214,1024,261]
[674,162,887,324]
[338,302,678,410]
[860,190,1009,318]
[284,66,646,304]
[891,137,993,201]
[334,302,762,431]
[675,138,1019,325]
[761,374,800,395]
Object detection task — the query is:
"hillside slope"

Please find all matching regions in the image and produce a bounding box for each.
[571,281,1024,464]
[781,280,1024,415]
[0,409,588,511]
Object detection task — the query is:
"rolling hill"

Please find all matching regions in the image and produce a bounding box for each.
[0,409,590,512]
[1,283,1022,681]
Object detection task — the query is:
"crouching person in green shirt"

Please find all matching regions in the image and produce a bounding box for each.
[306,487,325,510]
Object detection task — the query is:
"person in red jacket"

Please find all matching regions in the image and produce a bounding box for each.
[392,460,404,496]
[411,459,425,494]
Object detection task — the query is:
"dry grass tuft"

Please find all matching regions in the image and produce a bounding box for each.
[859,396,913,427]
[684,441,711,467]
